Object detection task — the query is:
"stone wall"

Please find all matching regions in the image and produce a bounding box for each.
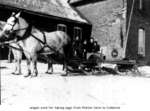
[126,0,150,65]
[75,0,126,61]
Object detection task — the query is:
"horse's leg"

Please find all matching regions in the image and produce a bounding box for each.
[12,57,22,75]
[24,58,31,77]
[62,53,68,76]
[8,47,12,63]
[57,48,68,76]
[32,60,38,77]
[16,58,22,75]
[46,62,53,74]
[12,48,22,75]
[11,47,17,74]
[31,55,38,77]
[63,62,68,76]
[12,59,17,74]
[46,55,53,74]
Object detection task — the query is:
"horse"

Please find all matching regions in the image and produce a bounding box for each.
[0,12,70,77]
[0,20,23,75]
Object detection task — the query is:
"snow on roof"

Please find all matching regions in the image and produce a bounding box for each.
[0,0,88,23]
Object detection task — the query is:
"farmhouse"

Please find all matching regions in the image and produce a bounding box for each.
[0,0,92,59]
[69,0,127,61]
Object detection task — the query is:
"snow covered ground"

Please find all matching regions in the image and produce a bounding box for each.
[0,60,150,111]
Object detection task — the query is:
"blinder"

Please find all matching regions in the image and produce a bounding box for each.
[3,15,30,41]
[8,16,19,32]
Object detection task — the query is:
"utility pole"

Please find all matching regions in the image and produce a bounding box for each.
[123,0,135,58]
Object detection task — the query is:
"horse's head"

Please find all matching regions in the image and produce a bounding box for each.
[0,12,28,42]
[0,12,21,40]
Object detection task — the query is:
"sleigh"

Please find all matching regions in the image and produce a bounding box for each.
[66,52,141,76]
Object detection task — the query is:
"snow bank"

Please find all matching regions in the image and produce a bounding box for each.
[138,66,150,77]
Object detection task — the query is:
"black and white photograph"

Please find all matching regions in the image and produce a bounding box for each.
[0,0,150,111]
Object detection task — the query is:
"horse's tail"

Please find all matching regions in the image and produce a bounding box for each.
[63,31,71,45]
[62,31,71,58]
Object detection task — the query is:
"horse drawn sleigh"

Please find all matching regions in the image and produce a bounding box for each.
[0,11,140,77]
[0,13,102,76]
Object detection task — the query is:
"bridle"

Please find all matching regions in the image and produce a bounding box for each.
[3,16,29,40]
[5,16,19,33]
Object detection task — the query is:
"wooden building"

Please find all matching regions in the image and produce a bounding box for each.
[70,0,127,61]
[0,0,92,59]
[126,0,150,65]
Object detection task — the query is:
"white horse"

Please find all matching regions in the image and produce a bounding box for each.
[0,12,70,77]
[0,21,23,75]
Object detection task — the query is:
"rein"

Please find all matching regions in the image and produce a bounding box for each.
[13,27,28,32]
[0,39,17,46]
[0,38,31,55]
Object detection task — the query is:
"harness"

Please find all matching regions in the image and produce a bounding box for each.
[30,33,59,55]
[11,19,47,47]
[41,31,47,45]
[3,22,60,55]
[10,18,32,41]
[0,16,69,67]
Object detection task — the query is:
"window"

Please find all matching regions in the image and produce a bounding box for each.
[139,0,143,10]
[57,24,67,32]
[73,27,82,40]
[138,28,145,56]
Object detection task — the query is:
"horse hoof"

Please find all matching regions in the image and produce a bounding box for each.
[61,72,68,76]
[45,71,53,74]
[31,75,37,78]
[12,72,22,75]
[61,74,68,76]
[24,74,31,77]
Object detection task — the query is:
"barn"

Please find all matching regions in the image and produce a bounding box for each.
[0,0,92,59]
[126,0,150,65]
[69,0,127,61]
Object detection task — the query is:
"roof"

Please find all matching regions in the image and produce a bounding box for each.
[69,0,106,6]
[69,0,82,4]
[0,0,88,23]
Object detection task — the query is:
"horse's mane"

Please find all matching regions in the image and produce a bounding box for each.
[15,17,32,40]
